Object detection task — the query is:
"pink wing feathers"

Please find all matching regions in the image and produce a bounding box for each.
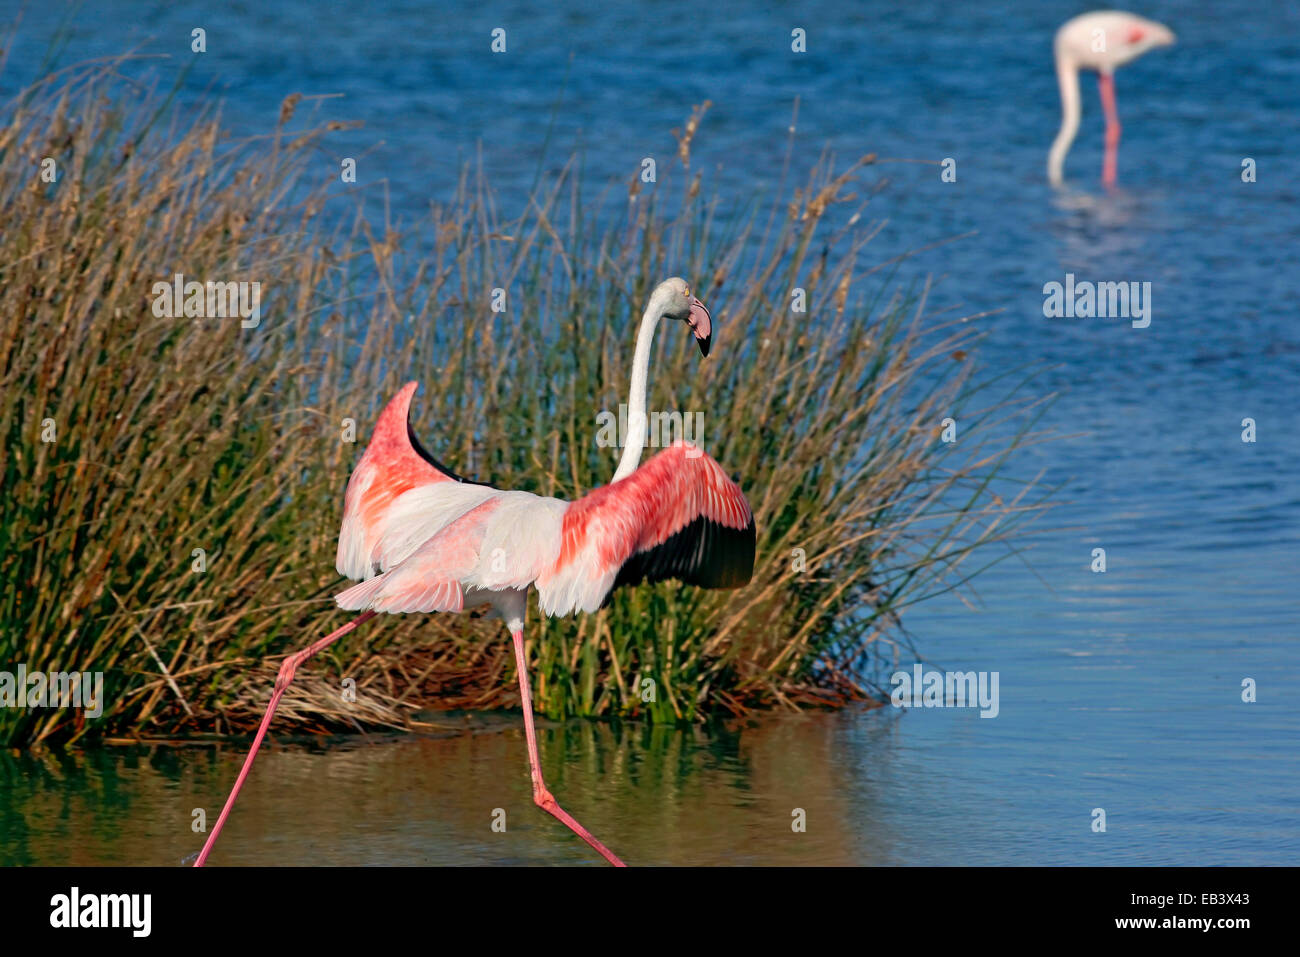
[336,499,500,613]
[335,381,489,580]
[537,441,756,613]
[335,386,754,619]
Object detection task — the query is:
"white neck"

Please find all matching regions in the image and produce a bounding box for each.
[1048,55,1081,186]
[611,293,667,482]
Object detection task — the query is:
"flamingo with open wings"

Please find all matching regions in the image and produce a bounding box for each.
[194,278,756,867]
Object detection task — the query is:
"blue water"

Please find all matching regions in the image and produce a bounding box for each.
[3,1,1297,865]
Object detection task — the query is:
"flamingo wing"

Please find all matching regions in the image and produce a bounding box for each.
[336,567,465,615]
[336,381,494,580]
[335,499,491,613]
[537,441,755,615]
[337,491,569,614]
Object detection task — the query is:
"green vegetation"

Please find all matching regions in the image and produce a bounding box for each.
[0,65,1051,746]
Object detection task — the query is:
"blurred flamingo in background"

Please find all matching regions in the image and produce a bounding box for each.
[1048,10,1176,187]
[194,278,756,867]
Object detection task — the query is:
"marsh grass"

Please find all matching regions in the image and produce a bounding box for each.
[0,64,1053,746]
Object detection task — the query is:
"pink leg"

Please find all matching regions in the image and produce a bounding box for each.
[510,629,626,866]
[1099,72,1121,187]
[193,610,377,866]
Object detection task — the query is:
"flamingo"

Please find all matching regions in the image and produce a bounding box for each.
[1047,10,1175,187]
[193,278,756,867]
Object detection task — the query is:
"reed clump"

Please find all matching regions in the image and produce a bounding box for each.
[0,63,1051,746]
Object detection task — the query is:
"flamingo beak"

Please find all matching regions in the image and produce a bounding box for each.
[687,297,712,357]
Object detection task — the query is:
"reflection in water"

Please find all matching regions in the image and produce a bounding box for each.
[3,689,1296,866]
[1049,186,1156,266]
[0,714,885,867]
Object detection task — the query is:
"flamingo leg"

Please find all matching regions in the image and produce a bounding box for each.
[509,628,626,866]
[192,609,377,866]
[1098,71,1121,187]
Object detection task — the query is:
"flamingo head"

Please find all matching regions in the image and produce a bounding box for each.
[657,277,712,357]
[1109,16,1177,65]
[1130,19,1176,55]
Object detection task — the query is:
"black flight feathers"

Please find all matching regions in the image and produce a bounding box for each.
[603,513,756,606]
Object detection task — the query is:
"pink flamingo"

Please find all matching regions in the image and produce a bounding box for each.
[194,278,755,867]
[1047,10,1175,187]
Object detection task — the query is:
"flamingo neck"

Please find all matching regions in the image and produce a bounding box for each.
[1048,54,1081,186]
[612,294,666,482]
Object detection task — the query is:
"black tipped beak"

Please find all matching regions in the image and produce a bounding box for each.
[687,296,712,358]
